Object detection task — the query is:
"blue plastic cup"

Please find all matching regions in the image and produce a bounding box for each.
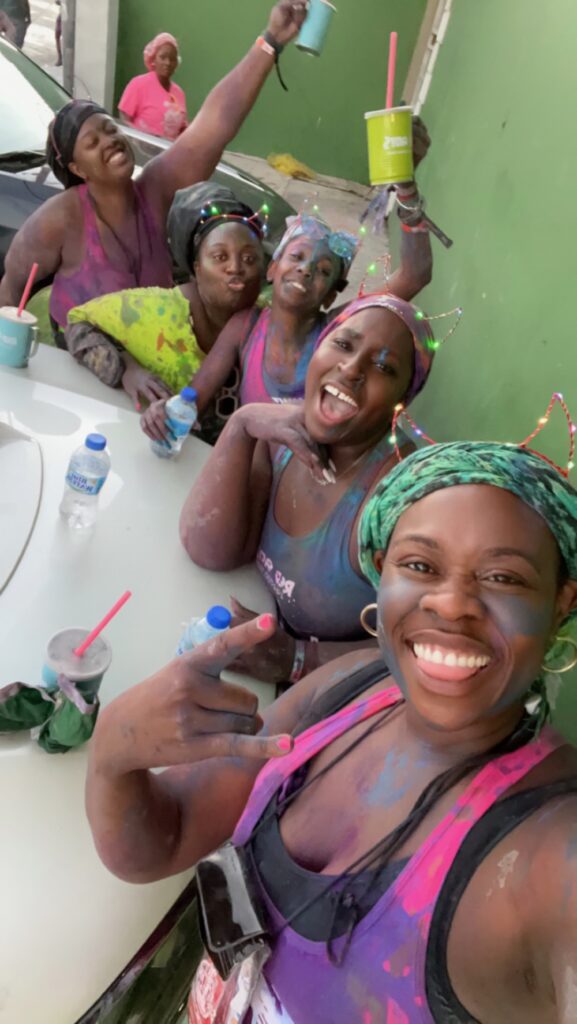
[0,306,38,368]
[296,0,337,56]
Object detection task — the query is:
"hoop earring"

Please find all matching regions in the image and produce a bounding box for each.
[360,603,379,638]
[541,636,577,675]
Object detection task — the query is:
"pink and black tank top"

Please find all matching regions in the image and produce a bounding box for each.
[239,308,327,406]
[228,666,569,1023]
[50,182,173,328]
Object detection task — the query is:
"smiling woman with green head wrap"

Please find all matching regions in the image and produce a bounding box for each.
[88,437,577,1024]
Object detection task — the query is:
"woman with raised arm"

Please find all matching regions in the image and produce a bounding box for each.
[0,1,307,341]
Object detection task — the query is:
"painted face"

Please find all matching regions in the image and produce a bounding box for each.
[268,236,342,314]
[70,113,134,184]
[153,43,178,82]
[303,307,414,446]
[194,221,264,314]
[375,484,570,732]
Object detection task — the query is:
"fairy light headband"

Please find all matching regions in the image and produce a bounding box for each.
[196,202,269,244]
[391,391,576,478]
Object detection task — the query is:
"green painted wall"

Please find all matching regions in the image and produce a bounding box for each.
[410,0,577,739]
[115,0,427,182]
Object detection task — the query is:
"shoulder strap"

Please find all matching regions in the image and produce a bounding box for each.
[427,777,577,1023]
[294,661,391,737]
[239,306,264,363]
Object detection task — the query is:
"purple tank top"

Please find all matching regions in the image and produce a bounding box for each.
[239,308,327,406]
[232,685,561,1023]
[256,441,391,640]
[50,182,173,327]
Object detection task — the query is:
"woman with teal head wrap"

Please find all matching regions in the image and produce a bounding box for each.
[90,439,577,1022]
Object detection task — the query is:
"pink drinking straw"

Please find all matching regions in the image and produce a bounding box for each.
[74,590,132,657]
[17,262,39,318]
[386,31,398,109]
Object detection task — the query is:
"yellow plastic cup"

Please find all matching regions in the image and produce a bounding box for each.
[364,106,414,186]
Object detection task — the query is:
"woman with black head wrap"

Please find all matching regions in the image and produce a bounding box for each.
[63,183,265,425]
[0,1,307,337]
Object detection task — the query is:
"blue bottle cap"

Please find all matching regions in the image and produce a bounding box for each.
[85,433,107,451]
[206,605,232,631]
[181,387,198,403]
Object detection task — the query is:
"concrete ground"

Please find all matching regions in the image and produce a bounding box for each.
[23,0,62,82]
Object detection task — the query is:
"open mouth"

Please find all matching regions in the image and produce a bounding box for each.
[318,383,359,426]
[106,146,128,165]
[286,280,308,294]
[408,642,493,694]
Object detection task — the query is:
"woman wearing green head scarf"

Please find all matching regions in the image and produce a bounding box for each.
[88,440,577,1022]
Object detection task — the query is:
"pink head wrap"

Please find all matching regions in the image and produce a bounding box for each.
[143,32,179,72]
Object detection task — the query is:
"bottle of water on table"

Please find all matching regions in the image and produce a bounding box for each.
[176,605,232,656]
[151,387,198,459]
[59,433,111,529]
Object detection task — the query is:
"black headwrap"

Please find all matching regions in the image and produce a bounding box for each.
[47,100,108,189]
[167,182,264,274]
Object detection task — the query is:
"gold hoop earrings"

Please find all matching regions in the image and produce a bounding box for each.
[541,636,577,675]
[360,603,379,638]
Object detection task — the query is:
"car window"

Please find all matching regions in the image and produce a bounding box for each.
[0,41,69,155]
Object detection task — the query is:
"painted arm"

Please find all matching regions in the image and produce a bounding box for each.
[385,208,433,301]
[86,627,378,882]
[141,1,307,208]
[191,310,255,417]
[0,195,65,308]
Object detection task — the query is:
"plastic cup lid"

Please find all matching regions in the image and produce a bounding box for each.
[85,433,107,451]
[206,605,232,630]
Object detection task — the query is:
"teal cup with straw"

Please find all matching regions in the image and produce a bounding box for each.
[296,0,337,56]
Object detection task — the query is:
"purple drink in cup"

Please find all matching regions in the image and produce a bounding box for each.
[41,628,112,698]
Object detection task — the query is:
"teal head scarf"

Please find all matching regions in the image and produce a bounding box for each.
[359,441,577,590]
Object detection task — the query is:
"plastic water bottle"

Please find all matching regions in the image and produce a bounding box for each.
[59,433,111,529]
[176,605,232,656]
[151,387,198,459]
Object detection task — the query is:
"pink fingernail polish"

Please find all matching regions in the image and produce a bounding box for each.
[276,736,293,753]
[257,614,276,630]
[136,402,141,412]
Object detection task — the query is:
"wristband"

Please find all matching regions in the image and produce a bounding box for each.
[401,220,429,234]
[256,31,288,91]
[289,639,307,684]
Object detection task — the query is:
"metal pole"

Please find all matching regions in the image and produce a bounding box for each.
[62,0,76,96]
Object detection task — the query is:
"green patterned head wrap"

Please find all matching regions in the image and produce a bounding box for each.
[359,441,577,590]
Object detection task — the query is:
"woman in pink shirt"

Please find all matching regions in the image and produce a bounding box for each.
[118,32,188,142]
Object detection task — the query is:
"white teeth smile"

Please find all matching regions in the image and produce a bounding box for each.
[413,644,490,670]
[289,281,307,293]
[323,384,358,409]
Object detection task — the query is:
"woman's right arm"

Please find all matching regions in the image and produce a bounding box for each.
[86,622,378,883]
[179,403,328,570]
[0,196,65,307]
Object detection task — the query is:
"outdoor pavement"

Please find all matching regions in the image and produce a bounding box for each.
[23,0,62,82]
[20,1,386,296]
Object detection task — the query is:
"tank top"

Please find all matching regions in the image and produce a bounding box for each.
[256,439,392,640]
[50,182,173,328]
[239,308,327,406]
[229,682,563,1023]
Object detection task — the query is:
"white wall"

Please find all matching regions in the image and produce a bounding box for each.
[73,0,118,110]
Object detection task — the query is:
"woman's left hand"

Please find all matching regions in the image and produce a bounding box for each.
[227,597,296,684]
[267,0,309,46]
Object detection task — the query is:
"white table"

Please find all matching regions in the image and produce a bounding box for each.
[0,363,274,1024]
[1,343,134,411]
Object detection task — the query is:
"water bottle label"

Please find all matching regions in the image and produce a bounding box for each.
[166,414,194,439]
[66,470,106,495]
